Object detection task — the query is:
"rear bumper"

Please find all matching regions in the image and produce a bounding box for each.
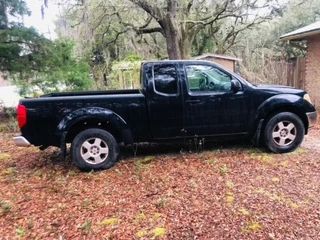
[306,111,317,128]
[13,136,31,147]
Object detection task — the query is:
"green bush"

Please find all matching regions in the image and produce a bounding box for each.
[0,108,18,133]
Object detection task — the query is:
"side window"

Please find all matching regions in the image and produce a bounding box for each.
[154,64,178,95]
[186,65,232,93]
[142,63,153,90]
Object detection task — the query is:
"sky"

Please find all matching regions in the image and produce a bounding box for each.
[24,0,60,39]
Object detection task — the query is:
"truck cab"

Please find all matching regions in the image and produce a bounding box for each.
[142,61,315,138]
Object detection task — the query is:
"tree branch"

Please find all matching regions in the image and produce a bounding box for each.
[136,27,163,34]
[128,0,162,21]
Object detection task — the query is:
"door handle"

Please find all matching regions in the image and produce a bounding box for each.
[186,99,201,104]
[209,96,222,102]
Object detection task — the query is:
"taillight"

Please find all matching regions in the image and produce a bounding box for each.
[17,104,27,128]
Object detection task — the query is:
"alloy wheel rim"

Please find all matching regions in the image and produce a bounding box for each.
[80,137,109,164]
[272,121,297,147]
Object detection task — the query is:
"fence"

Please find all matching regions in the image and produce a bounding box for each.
[241,57,306,89]
[109,61,141,89]
[286,57,306,89]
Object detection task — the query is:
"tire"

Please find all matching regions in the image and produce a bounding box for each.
[263,112,305,153]
[71,128,119,171]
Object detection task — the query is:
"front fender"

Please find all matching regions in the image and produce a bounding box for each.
[251,93,314,136]
[256,94,305,120]
[250,94,306,143]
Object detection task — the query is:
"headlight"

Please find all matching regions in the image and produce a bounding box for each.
[304,94,313,105]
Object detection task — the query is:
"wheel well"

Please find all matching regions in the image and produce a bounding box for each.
[261,107,309,136]
[65,119,122,144]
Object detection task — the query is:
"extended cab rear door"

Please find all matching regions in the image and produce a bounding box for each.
[145,62,184,139]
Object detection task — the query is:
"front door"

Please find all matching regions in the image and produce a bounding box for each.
[147,63,183,139]
[183,63,248,136]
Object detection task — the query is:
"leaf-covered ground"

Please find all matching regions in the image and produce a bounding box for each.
[0,127,320,239]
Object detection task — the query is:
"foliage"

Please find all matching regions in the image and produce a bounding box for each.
[0,116,18,133]
[0,107,18,133]
[12,40,92,96]
[0,0,30,29]
[0,0,92,95]
[54,0,285,88]
[0,0,45,73]
[58,0,281,59]
[5,0,317,91]
[232,0,320,83]
[0,27,48,72]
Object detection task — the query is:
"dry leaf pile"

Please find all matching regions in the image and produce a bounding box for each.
[0,128,320,239]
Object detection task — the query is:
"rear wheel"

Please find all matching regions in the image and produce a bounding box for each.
[71,128,119,171]
[263,112,305,153]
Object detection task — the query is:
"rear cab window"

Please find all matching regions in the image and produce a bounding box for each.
[153,64,178,95]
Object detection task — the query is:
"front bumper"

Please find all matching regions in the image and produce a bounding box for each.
[306,111,317,128]
[13,136,31,147]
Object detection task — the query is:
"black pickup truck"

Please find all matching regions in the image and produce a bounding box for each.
[14,60,317,170]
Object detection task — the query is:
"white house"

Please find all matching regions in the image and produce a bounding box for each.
[0,75,20,108]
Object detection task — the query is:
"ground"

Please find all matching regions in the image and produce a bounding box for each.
[0,127,320,239]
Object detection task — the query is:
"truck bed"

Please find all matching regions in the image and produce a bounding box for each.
[20,89,148,147]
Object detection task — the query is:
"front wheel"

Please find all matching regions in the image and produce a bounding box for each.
[263,112,305,153]
[71,128,119,171]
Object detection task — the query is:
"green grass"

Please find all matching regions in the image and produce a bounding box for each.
[242,221,262,233]
[0,200,12,215]
[16,227,26,238]
[78,220,92,233]
[152,227,166,238]
[219,164,229,176]
[0,153,11,162]
[99,217,119,226]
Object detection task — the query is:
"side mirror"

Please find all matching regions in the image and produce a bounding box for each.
[231,79,241,93]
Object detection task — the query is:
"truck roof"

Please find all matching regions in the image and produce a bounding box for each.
[141,59,234,75]
[141,59,214,64]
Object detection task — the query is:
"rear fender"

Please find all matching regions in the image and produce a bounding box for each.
[57,107,133,144]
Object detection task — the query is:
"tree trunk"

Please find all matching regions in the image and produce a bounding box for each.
[179,28,193,59]
[0,1,8,29]
[164,26,192,60]
[164,27,182,59]
[162,0,182,60]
